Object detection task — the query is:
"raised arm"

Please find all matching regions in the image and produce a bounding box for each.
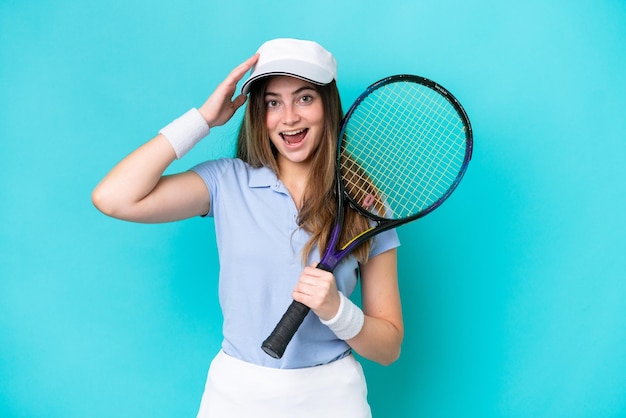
[91,54,259,223]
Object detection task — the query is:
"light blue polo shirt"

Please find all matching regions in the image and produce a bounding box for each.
[191,158,400,369]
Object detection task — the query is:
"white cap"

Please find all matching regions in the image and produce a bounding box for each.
[241,38,337,95]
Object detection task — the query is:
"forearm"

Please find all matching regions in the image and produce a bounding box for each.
[345,249,403,365]
[346,314,403,366]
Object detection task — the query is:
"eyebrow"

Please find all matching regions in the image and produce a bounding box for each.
[264,85,317,98]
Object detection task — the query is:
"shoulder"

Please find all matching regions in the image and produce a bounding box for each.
[191,157,246,178]
[190,158,254,188]
[190,159,278,202]
[191,158,273,180]
[369,228,401,258]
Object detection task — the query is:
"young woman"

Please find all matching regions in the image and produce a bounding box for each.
[92,38,403,418]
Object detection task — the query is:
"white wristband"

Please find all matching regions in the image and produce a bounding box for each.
[320,291,364,340]
[159,108,210,159]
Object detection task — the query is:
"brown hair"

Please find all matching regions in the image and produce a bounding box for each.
[236,77,373,264]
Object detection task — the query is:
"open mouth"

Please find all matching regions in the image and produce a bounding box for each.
[280,128,308,145]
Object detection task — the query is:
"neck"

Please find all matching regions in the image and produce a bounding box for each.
[277,159,311,209]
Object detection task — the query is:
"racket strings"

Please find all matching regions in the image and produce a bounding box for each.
[341,80,468,219]
[341,153,387,216]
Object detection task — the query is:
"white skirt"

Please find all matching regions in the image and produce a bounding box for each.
[196,350,372,418]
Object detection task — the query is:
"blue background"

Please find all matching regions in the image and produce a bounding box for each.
[2,0,625,416]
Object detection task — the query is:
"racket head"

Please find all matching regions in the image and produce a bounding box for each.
[338,74,473,230]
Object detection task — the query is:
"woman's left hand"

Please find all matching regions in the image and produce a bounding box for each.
[292,264,341,321]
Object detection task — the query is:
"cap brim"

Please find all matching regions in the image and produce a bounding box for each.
[241,59,334,95]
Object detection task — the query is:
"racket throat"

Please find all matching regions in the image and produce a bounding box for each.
[318,251,345,272]
[315,261,333,272]
[318,223,346,270]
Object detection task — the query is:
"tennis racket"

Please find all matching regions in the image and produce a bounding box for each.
[261,74,473,359]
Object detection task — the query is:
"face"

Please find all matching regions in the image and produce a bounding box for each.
[264,76,325,170]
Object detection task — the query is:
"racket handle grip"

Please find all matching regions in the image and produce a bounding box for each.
[261,300,310,359]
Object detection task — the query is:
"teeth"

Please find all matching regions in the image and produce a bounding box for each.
[282,129,305,136]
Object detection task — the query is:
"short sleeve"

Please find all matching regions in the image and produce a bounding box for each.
[369,228,400,258]
[190,158,237,217]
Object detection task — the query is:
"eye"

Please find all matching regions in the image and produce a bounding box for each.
[266,100,279,109]
[298,94,314,105]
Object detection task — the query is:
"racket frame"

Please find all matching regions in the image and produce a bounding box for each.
[321,74,473,268]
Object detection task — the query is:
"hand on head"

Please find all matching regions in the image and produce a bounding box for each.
[198,53,259,128]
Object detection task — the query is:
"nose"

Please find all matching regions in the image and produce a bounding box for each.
[282,103,301,125]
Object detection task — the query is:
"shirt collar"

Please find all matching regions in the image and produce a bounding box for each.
[248,164,279,188]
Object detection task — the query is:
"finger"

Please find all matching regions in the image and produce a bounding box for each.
[226,53,259,85]
[303,265,328,277]
[231,93,248,110]
[295,279,333,302]
[292,284,340,319]
[297,273,325,288]
[292,287,322,306]
[211,53,258,104]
